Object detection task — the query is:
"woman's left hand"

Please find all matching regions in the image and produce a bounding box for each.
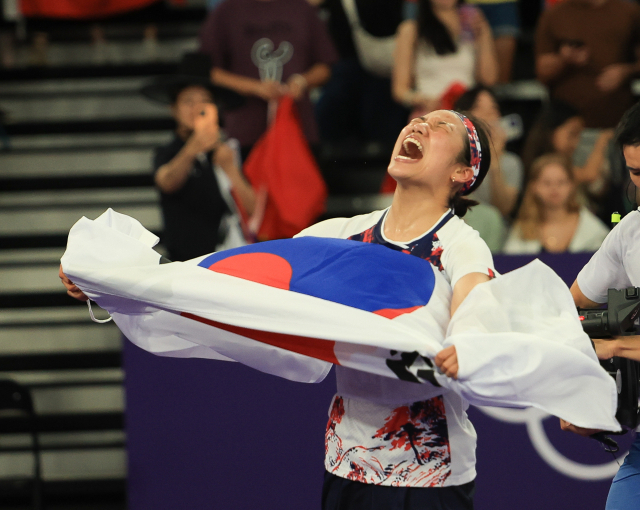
[435,345,458,379]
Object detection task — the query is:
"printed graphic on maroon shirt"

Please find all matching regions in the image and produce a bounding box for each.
[328,212,454,486]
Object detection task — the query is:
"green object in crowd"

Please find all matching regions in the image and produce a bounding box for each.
[611,212,622,225]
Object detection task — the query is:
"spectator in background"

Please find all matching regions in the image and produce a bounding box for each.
[455,86,523,217]
[521,100,613,215]
[142,53,256,261]
[393,0,498,118]
[199,0,338,161]
[535,0,640,216]
[536,0,640,130]
[503,153,608,254]
[315,0,410,145]
[466,0,519,83]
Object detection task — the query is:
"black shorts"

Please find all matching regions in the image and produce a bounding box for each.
[322,471,475,510]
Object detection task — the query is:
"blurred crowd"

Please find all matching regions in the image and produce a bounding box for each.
[3,0,640,258]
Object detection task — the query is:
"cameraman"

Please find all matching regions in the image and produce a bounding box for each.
[567,101,640,508]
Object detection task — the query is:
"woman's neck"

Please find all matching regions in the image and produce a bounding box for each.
[542,206,574,223]
[384,185,450,242]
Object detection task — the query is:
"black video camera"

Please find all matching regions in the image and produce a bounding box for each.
[579,287,640,431]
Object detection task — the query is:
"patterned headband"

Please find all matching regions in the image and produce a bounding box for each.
[449,111,482,194]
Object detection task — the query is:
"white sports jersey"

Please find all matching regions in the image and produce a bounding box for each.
[577,209,640,303]
[297,208,495,487]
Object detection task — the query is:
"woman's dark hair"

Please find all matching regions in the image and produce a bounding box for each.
[615,100,640,153]
[453,85,497,113]
[521,100,581,173]
[449,113,492,217]
[417,0,462,55]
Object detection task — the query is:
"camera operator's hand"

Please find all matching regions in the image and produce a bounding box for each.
[593,338,617,360]
[593,335,640,363]
[435,345,458,379]
[559,419,602,438]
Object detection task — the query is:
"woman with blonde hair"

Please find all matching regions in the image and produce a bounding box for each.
[503,153,608,254]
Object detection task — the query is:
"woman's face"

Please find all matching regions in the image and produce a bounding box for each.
[388,110,470,187]
[533,162,575,210]
[552,116,584,156]
[470,91,500,124]
[172,86,216,131]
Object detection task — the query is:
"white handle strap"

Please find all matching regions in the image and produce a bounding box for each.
[87,299,113,324]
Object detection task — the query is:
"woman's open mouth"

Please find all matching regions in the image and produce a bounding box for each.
[396,136,424,161]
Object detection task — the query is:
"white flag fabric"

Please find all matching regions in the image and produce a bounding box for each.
[61,209,619,431]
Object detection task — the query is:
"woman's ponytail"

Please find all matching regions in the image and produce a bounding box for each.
[450,194,479,218]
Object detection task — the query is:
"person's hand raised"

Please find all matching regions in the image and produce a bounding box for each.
[190,103,221,154]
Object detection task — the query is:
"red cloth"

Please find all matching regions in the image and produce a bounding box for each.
[244,96,327,240]
[20,0,159,18]
[439,82,467,111]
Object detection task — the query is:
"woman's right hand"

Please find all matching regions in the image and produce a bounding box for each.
[59,265,89,301]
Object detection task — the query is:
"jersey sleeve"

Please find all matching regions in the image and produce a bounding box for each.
[576,226,631,303]
[441,224,496,289]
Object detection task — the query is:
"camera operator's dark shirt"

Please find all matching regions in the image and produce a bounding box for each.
[153,136,229,262]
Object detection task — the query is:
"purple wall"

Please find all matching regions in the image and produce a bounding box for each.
[124,253,632,510]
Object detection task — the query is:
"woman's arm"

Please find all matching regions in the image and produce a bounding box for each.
[392,20,425,108]
[487,131,518,216]
[214,143,256,215]
[451,272,491,316]
[435,272,491,379]
[573,130,614,185]
[471,10,498,87]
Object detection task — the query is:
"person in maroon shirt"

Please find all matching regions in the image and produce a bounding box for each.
[535,0,640,130]
[199,0,338,159]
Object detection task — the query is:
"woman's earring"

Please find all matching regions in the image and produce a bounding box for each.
[452,176,456,183]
